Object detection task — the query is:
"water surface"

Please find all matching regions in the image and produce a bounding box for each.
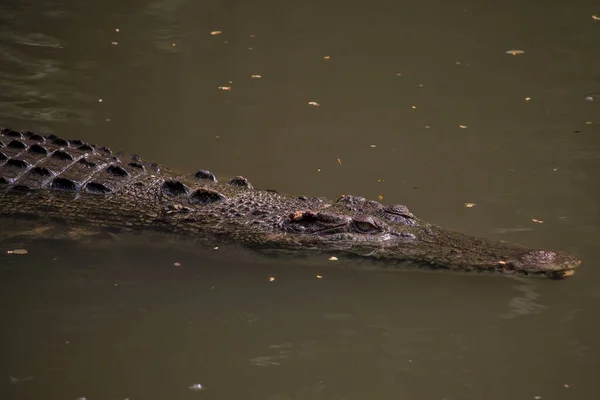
[1,0,599,399]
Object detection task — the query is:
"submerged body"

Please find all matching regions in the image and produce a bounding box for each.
[0,128,581,278]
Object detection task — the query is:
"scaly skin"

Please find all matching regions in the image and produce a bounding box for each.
[0,128,581,278]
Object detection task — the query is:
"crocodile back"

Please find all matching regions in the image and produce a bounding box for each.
[0,128,158,194]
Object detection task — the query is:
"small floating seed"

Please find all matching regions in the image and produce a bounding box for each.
[7,249,28,255]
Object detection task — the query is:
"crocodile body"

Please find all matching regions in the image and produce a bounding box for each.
[0,128,581,278]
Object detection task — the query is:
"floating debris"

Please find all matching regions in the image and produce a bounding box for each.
[337,158,342,164]
[324,56,331,60]
[411,105,417,109]
[316,275,323,279]
[98,98,103,102]
[111,41,118,45]
[464,203,476,208]
[7,249,28,255]
[593,15,599,20]
[115,28,120,32]
[210,31,222,36]
[525,97,531,101]
[218,86,232,91]
[171,43,176,47]
[308,101,320,106]
[531,218,544,224]
[269,276,275,282]
[173,262,181,266]
[378,195,384,200]
[585,95,595,102]
[188,383,204,391]
[328,256,338,261]
[213,246,219,250]
[370,144,376,147]
[505,49,525,55]
[251,74,262,79]
[459,125,468,129]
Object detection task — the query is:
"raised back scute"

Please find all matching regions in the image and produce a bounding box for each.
[229,176,253,189]
[189,188,227,205]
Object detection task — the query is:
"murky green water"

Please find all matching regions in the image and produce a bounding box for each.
[1,0,599,398]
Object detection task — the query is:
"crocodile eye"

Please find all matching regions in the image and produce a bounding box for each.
[354,220,379,233]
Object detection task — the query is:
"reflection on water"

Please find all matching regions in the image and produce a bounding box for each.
[0,2,92,126]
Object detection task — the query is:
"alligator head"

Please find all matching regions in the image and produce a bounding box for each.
[274,195,580,278]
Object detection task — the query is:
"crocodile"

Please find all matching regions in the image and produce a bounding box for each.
[0,127,581,278]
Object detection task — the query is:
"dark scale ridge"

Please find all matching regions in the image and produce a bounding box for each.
[30,166,52,176]
[28,144,48,155]
[8,140,27,149]
[27,133,45,142]
[79,158,97,168]
[106,165,128,177]
[189,188,226,205]
[162,180,190,196]
[2,129,23,138]
[85,182,112,194]
[51,150,74,161]
[194,170,217,182]
[52,138,69,147]
[0,128,582,279]
[6,159,30,169]
[229,176,253,189]
[127,162,145,170]
[51,177,77,191]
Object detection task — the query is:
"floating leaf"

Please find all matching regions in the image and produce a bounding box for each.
[505,49,525,55]
[308,101,320,106]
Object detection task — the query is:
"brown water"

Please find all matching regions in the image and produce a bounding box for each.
[1,0,599,398]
